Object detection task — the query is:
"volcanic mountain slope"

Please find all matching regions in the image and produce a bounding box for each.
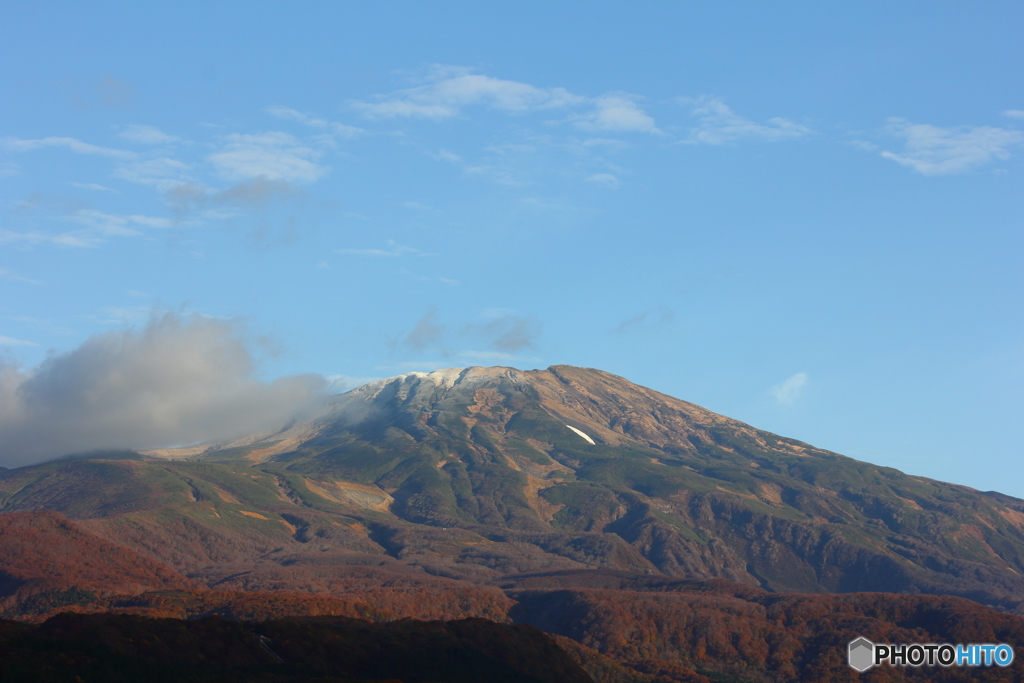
[3,365,1024,613]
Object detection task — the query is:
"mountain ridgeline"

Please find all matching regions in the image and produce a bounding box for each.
[229,365,1024,606]
[3,365,1022,613]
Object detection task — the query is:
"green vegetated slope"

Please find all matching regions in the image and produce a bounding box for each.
[2,365,1024,614]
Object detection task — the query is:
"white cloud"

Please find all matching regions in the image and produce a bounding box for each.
[70,210,142,237]
[0,230,57,247]
[335,240,424,257]
[398,270,459,286]
[587,173,620,189]
[431,148,463,163]
[771,372,808,404]
[352,65,585,120]
[581,138,630,150]
[126,214,174,228]
[0,210,176,250]
[113,157,195,191]
[682,96,812,144]
[879,118,1024,175]
[267,105,330,127]
[848,140,879,152]
[573,94,660,134]
[1002,110,1024,120]
[2,136,137,159]
[0,162,19,178]
[209,132,328,183]
[117,124,182,145]
[71,182,117,192]
[0,312,327,468]
[266,105,364,139]
[73,209,176,235]
[0,228,105,249]
[0,335,37,347]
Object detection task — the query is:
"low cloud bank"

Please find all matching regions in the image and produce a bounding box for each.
[0,313,326,468]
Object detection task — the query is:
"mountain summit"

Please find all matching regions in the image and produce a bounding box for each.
[4,366,1024,612]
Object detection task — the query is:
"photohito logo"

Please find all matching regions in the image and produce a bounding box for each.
[848,637,1014,672]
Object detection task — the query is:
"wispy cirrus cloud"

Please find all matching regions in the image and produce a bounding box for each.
[1,209,175,249]
[116,124,183,145]
[266,106,365,139]
[71,182,117,192]
[112,157,196,191]
[1,136,137,159]
[352,65,584,120]
[353,67,662,140]
[879,118,1024,175]
[62,209,158,241]
[0,335,38,347]
[335,240,426,257]
[681,96,812,144]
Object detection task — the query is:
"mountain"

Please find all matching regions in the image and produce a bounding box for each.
[5,365,1024,681]
[3,365,1024,614]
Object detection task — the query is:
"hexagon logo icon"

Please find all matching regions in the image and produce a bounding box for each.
[848,637,875,672]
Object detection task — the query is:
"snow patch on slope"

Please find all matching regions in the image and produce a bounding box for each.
[566,425,595,445]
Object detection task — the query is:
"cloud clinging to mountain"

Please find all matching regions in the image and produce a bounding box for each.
[0,313,326,468]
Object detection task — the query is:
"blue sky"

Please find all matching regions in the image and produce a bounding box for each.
[1,2,1022,493]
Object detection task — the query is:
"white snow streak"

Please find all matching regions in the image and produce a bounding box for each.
[565,425,595,445]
